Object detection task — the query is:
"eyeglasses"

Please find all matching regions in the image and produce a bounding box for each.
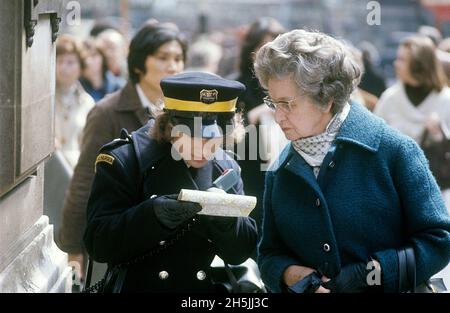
[263,96,296,112]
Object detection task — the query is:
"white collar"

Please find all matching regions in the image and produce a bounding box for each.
[292,102,351,173]
[135,84,163,115]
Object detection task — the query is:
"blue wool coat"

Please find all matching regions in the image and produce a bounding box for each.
[258,103,450,293]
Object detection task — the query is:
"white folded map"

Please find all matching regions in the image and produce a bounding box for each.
[177,189,257,217]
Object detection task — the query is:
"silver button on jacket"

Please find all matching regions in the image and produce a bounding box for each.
[159,271,169,280]
[196,270,206,281]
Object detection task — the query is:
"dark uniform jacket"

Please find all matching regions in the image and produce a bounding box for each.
[84,121,258,292]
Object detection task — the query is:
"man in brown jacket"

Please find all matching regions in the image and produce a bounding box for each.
[56,23,187,284]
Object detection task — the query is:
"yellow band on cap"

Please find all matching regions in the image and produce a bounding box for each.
[164,97,237,112]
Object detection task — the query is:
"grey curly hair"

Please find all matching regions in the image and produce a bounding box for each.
[254,29,362,114]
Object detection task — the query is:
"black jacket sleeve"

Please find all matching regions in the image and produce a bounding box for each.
[83,149,175,264]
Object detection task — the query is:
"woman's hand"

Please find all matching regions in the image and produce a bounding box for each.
[283,265,330,293]
[283,265,315,286]
[322,260,381,293]
[316,276,331,293]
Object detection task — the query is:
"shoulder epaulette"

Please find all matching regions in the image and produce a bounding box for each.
[99,128,133,153]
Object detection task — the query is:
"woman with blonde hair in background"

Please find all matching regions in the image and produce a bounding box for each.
[374,35,450,209]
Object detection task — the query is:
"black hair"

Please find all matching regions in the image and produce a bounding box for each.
[90,21,121,37]
[128,24,188,84]
[239,17,285,77]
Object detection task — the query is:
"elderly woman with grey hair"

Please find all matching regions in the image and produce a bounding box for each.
[255,29,450,293]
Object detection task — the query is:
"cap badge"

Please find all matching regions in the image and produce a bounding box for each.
[200,89,218,104]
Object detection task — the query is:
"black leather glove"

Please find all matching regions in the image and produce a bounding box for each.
[153,194,202,230]
[323,262,374,293]
[287,271,323,293]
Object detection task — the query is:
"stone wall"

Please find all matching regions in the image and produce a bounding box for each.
[0,0,71,293]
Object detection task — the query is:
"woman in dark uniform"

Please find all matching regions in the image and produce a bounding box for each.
[83,72,257,292]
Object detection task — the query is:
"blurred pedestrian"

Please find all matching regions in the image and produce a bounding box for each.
[235,17,286,235]
[79,38,125,102]
[237,17,285,119]
[374,36,450,143]
[358,41,386,98]
[418,25,442,46]
[90,20,121,38]
[376,36,450,209]
[437,38,450,81]
[97,29,129,80]
[55,34,95,167]
[47,35,95,288]
[347,44,379,111]
[186,36,222,74]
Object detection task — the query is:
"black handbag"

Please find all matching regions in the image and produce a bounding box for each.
[420,129,450,190]
[397,246,447,293]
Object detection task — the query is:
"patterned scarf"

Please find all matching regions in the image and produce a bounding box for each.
[292,103,350,178]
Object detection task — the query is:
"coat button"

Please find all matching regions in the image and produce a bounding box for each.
[328,161,335,168]
[315,198,321,207]
[159,271,169,280]
[159,241,166,246]
[196,270,207,281]
[323,243,331,252]
[150,195,157,199]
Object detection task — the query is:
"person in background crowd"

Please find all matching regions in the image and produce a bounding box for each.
[438,37,450,53]
[255,29,450,293]
[217,28,244,78]
[79,38,125,102]
[374,36,450,143]
[84,72,257,292]
[235,17,285,235]
[56,23,187,285]
[90,20,121,38]
[186,36,223,74]
[140,19,180,32]
[418,25,442,46]
[97,29,129,80]
[236,18,285,119]
[375,35,450,210]
[45,36,94,277]
[358,41,386,98]
[55,34,95,167]
[437,38,450,81]
[347,44,379,111]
